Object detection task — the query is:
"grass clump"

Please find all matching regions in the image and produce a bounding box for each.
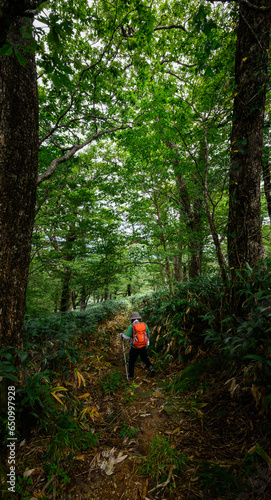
[119,421,138,439]
[102,370,124,394]
[139,435,188,484]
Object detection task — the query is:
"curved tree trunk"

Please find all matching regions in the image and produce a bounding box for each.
[0,18,39,350]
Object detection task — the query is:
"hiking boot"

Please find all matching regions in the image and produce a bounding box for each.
[148,366,155,377]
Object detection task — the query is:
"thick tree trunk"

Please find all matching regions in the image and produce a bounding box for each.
[228,0,270,272]
[0,18,39,350]
[262,161,271,222]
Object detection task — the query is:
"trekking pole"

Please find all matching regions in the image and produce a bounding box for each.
[121,334,129,381]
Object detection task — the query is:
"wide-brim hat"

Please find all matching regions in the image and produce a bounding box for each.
[130,311,142,321]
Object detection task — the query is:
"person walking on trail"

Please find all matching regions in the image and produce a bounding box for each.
[120,312,154,381]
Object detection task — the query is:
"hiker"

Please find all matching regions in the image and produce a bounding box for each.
[120,312,154,380]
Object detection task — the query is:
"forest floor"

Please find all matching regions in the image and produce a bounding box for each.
[17,312,271,500]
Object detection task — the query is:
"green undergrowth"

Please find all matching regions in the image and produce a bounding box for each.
[132,264,271,407]
[134,275,223,366]
[129,266,271,498]
[201,260,271,406]
[139,435,188,485]
[119,421,139,439]
[163,357,223,394]
[102,369,124,394]
[1,299,129,499]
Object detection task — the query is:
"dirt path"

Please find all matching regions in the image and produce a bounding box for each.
[67,313,271,500]
[17,312,271,499]
[69,314,186,500]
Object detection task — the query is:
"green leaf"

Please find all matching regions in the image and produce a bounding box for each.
[0,373,19,382]
[51,71,70,90]
[245,262,253,272]
[17,350,28,365]
[0,44,13,56]
[14,48,28,67]
[243,354,265,362]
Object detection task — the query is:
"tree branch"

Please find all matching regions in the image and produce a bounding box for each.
[154,24,187,32]
[161,58,197,68]
[37,125,130,185]
[240,0,271,11]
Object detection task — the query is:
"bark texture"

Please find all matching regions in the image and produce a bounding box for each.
[228,0,270,271]
[176,173,203,279]
[262,161,271,222]
[0,17,39,349]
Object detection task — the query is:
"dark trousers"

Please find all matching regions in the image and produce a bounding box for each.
[128,346,152,378]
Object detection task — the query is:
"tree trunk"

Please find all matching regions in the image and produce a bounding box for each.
[0,18,39,350]
[0,1,45,48]
[168,142,204,278]
[201,130,228,286]
[71,290,77,310]
[173,240,183,283]
[153,193,174,295]
[262,161,271,222]
[60,233,76,312]
[228,0,270,271]
[80,285,88,311]
[175,174,203,279]
[187,198,203,279]
[60,266,73,312]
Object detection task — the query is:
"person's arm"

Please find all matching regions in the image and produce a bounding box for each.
[120,324,133,340]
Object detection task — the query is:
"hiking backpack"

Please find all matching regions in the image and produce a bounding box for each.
[132,321,148,348]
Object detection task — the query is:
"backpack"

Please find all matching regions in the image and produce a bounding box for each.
[132,321,148,348]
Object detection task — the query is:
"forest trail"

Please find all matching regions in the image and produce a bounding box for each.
[67,312,271,500]
[68,312,195,500]
[19,311,271,499]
